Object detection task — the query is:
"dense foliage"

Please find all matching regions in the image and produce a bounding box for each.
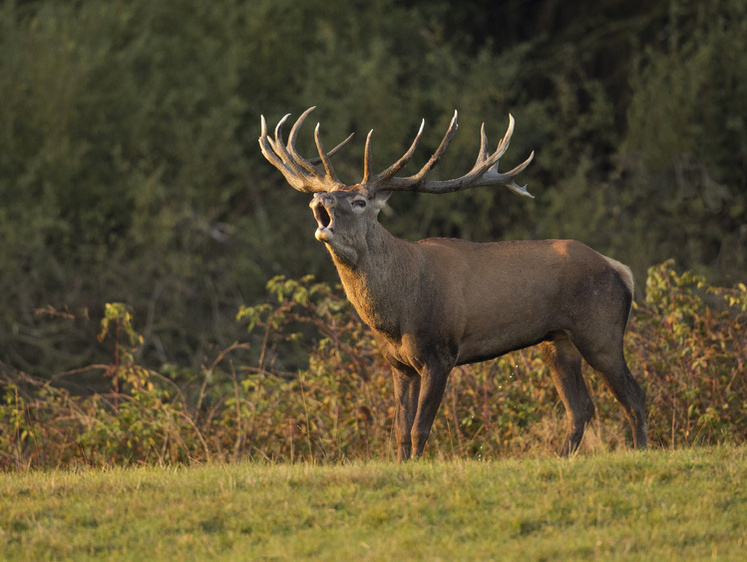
[2,263,745,469]
[0,1,745,467]
[0,0,745,378]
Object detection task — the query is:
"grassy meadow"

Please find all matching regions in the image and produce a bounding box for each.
[1,446,744,560]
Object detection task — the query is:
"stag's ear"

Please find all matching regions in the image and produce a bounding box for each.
[372,190,391,211]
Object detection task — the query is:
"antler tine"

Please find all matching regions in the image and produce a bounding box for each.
[259,114,302,178]
[286,107,322,177]
[404,110,459,185]
[362,129,374,184]
[473,114,534,196]
[373,119,426,183]
[466,114,516,175]
[463,113,517,178]
[363,111,456,194]
[314,122,341,184]
[287,107,314,147]
[259,114,317,192]
[486,113,516,168]
[286,106,356,170]
[506,150,535,176]
[310,132,355,165]
[290,107,356,165]
[259,115,285,171]
[272,113,311,178]
[475,123,490,166]
[498,150,535,180]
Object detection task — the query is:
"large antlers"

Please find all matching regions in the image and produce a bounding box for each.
[259,107,534,198]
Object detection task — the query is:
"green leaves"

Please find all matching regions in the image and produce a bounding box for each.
[98,302,142,347]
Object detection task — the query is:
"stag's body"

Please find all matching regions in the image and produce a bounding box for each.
[329,225,643,460]
[260,108,647,461]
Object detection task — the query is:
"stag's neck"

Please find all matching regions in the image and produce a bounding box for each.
[328,224,420,339]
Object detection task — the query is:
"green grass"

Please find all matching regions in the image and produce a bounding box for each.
[1,446,744,561]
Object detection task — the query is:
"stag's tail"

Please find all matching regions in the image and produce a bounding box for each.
[604,256,635,313]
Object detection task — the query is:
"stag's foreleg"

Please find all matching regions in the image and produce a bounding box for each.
[392,368,420,462]
[391,354,452,461]
[541,333,596,456]
[411,361,452,459]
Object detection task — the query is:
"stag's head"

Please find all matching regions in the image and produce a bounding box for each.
[259,107,534,262]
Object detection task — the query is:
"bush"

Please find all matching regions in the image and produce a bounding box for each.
[1,262,744,470]
[627,261,747,447]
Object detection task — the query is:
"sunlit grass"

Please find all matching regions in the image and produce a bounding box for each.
[1,446,744,560]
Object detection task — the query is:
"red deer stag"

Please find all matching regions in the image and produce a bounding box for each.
[259,107,647,461]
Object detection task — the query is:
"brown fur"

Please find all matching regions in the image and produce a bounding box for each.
[311,191,647,461]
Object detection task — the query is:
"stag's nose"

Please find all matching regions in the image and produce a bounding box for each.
[310,192,335,208]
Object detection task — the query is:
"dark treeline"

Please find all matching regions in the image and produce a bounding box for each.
[1,0,745,381]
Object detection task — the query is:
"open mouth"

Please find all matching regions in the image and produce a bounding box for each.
[314,204,332,229]
[311,199,334,241]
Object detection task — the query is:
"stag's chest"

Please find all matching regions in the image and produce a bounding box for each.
[334,261,404,333]
[346,288,402,342]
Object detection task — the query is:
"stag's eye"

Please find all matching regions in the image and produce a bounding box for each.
[351,199,367,209]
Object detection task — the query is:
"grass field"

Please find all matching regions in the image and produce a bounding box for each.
[1,446,744,560]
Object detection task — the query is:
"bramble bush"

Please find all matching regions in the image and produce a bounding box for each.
[0,262,745,470]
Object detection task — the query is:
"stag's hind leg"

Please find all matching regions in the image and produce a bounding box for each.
[591,358,647,449]
[573,333,648,449]
[541,333,596,456]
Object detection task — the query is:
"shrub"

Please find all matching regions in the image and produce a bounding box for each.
[1,262,744,470]
[627,260,747,448]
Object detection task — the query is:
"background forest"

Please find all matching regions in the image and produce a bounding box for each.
[0,0,745,466]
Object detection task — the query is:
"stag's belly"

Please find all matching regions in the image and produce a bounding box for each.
[455,312,556,365]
